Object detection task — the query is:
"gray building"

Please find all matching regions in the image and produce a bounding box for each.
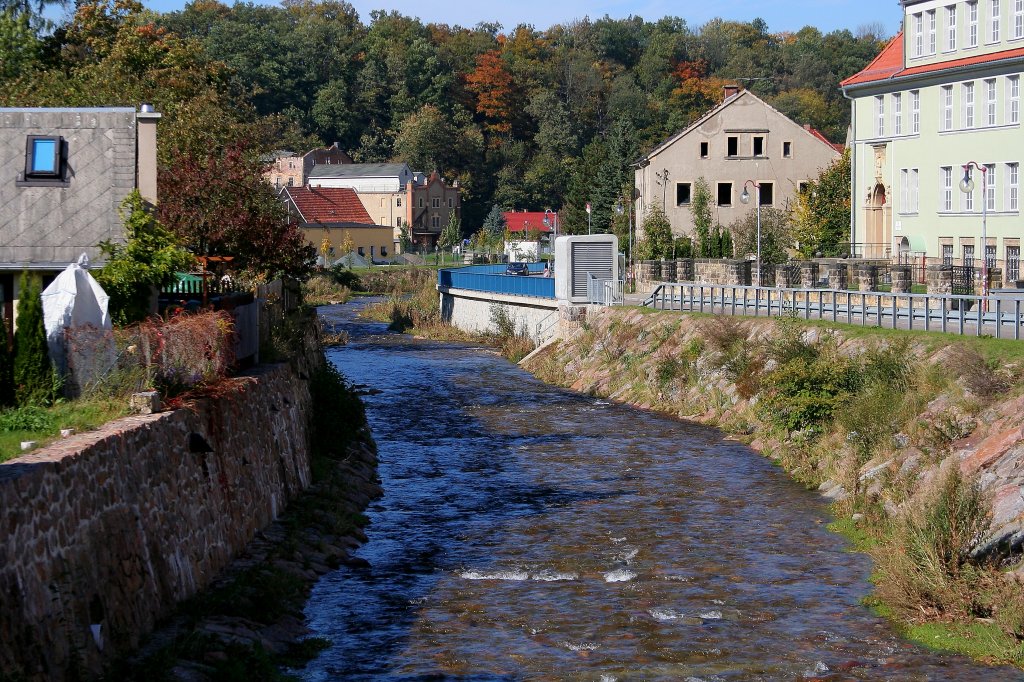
[0,106,159,331]
[634,87,842,241]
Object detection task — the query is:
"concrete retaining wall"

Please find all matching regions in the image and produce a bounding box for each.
[440,287,561,344]
[0,361,317,680]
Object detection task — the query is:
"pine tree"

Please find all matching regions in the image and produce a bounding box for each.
[0,312,11,407]
[720,228,734,258]
[13,272,53,406]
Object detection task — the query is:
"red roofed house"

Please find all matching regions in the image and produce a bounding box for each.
[841,0,1022,282]
[281,186,394,264]
[502,210,559,235]
[633,86,842,241]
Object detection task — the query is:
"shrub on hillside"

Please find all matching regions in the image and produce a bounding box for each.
[13,272,57,406]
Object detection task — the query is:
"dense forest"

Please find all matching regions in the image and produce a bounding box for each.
[1,0,887,236]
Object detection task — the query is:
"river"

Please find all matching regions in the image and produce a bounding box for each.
[300,300,1023,681]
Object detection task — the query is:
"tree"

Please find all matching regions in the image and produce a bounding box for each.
[13,272,53,405]
[398,224,412,253]
[791,149,851,257]
[728,207,792,265]
[0,307,11,407]
[157,143,315,280]
[482,204,506,239]
[96,191,195,325]
[690,177,714,257]
[438,212,461,251]
[637,205,673,260]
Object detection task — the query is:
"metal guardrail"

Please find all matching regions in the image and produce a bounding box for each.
[645,283,1024,339]
[438,263,554,298]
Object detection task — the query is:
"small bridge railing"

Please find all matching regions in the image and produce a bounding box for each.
[645,283,1024,339]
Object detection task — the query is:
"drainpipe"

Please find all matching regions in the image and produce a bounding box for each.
[842,87,856,257]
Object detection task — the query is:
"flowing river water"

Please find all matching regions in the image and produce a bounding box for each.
[300,301,1023,681]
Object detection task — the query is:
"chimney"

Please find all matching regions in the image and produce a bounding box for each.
[136,105,161,205]
[723,84,740,100]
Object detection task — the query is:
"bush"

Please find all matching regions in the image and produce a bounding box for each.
[0,406,55,432]
[872,469,990,620]
[0,313,11,407]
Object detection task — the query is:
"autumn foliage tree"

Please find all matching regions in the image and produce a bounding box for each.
[465,50,517,136]
[158,144,315,281]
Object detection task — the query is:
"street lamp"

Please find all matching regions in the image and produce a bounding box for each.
[616,198,634,291]
[740,180,761,286]
[960,162,989,306]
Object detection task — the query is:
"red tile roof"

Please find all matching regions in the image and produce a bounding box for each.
[503,211,558,233]
[283,186,374,225]
[842,32,1024,87]
[840,33,905,87]
[804,125,845,152]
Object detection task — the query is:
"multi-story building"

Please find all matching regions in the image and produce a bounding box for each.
[308,163,460,251]
[633,86,842,240]
[264,142,352,190]
[841,0,1023,282]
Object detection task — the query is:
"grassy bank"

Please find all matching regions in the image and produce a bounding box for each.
[522,308,1024,667]
[0,399,130,463]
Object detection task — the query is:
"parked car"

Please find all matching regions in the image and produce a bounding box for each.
[506,262,530,276]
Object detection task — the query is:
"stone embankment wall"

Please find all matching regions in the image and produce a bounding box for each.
[0,360,318,680]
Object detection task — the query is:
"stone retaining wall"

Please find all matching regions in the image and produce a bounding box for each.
[0,360,318,680]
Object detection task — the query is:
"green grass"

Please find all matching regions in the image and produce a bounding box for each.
[0,399,130,463]
[827,517,878,553]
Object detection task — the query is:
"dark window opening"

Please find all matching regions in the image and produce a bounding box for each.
[700,142,709,158]
[358,246,365,256]
[727,136,738,157]
[753,136,764,157]
[783,141,792,158]
[717,182,732,206]
[798,182,809,194]
[759,182,774,206]
[676,182,692,205]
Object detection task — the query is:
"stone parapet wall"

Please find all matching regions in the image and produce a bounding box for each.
[693,259,751,285]
[0,361,318,680]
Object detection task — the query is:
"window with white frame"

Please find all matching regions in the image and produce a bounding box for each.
[941,166,953,210]
[942,243,954,264]
[986,163,997,210]
[986,243,996,268]
[1008,245,1021,279]
[900,168,920,212]
[1009,75,1020,123]
[876,95,885,136]
[991,0,1001,41]
[986,78,998,125]
[431,197,440,208]
[912,90,921,132]
[947,5,958,49]
[942,85,954,130]
[1016,0,1024,38]
[893,93,903,135]
[968,0,979,45]
[914,12,924,55]
[928,10,938,52]
[963,81,975,128]
[1009,162,1020,210]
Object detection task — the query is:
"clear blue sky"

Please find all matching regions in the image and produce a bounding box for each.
[126,0,904,37]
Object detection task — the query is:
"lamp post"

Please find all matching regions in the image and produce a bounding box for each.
[616,198,634,292]
[740,180,761,286]
[959,162,988,308]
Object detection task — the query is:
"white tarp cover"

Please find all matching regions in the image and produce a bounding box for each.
[41,254,113,377]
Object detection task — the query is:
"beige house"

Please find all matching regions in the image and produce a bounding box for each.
[264,142,352,190]
[634,87,843,239]
[308,164,461,250]
[280,186,393,264]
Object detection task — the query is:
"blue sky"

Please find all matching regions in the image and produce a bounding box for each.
[125,0,904,37]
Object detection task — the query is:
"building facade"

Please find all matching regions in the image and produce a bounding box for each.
[264,142,352,190]
[308,164,460,250]
[0,106,160,334]
[280,186,393,264]
[841,0,1023,281]
[633,87,842,240]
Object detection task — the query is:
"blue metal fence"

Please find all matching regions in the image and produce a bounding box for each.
[438,264,554,298]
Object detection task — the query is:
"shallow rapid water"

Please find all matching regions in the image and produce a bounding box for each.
[301,300,1023,681]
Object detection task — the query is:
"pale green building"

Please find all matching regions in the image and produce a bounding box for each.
[841,0,1023,284]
